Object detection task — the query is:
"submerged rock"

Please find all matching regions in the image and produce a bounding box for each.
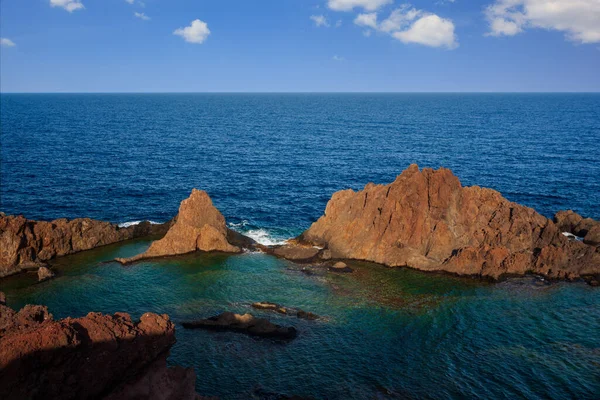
[0,299,205,400]
[182,312,297,339]
[329,261,353,273]
[116,189,247,264]
[37,266,55,282]
[0,214,171,278]
[298,164,600,282]
[251,302,320,320]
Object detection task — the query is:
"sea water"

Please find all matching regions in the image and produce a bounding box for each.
[1,94,599,399]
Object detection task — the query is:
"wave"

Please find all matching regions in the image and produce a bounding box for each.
[244,229,289,246]
[562,232,583,241]
[118,220,161,228]
[228,220,290,246]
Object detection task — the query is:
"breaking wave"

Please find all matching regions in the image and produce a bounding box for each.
[118,220,161,228]
[228,220,290,246]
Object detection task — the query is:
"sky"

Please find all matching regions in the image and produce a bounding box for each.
[1,0,599,92]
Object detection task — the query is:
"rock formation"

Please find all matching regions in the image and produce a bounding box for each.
[329,261,353,273]
[0,214,171,278]
[37,266,55,282]
[554,210,600,246]
[0,299,205,400]
[295,164,600,282]
[182,312,297,339]
[116,189,247,264]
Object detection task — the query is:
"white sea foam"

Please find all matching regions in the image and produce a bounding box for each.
[562,232,584,241]
[228,221,290,246]
[245,229,289,246]
[118,220,161,228]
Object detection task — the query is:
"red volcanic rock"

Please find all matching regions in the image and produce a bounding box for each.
[299,164,600,281]
[116,189,242,264]
[0,301,204,400]
[0,215,171,278]
[554,210,600,246]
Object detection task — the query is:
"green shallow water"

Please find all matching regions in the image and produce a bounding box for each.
[1,242,599,399]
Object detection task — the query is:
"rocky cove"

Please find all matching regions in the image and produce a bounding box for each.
[1,165,599,399]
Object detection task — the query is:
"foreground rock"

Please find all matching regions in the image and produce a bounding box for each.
[117,189,249,264]
[294,164,600,282]
[0,300,205,400]
[251,302,319,320]
[182,311,297,339]
[554,210,600,246]
[0,214,171,278]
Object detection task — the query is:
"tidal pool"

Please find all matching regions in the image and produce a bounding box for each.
[2,241,599,399]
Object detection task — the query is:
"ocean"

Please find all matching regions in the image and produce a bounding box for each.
[1,93,599,399]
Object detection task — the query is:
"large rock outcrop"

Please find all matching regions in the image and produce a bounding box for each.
[116,189,245,264]
[298,164,600,281]
[0,299,205,400]
[0,214,171,278]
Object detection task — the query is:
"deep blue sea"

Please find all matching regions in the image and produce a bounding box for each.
[1,94,599,399]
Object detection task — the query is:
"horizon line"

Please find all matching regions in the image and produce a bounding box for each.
[1,91,599,94]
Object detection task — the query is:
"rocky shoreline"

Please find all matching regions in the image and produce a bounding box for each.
[0,213,173,278]
[1,165,599,285]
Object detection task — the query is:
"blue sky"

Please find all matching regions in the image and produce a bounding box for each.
[1,0,599,92]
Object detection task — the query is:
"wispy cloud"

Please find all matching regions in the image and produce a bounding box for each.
[49,0,84,13]
[310,15,330,27]
[332,54,345,61]
[1,38,16,47]
[134,12,150,21]
[173,19,211,44]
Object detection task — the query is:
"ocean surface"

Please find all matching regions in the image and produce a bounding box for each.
[1,93,600,399]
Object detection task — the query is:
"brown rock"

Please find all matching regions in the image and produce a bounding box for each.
[0,214,171,278]
[554,210,584,234]
[116,189,241,264]
[271,242,320,262]
[300,164,600,281]
[554,210,600,246]
[0,301,203,400]
[0,291,5,305]
[584,224,600,246]
[329,261,353,273]
[37,266,55,282]
[182,311,297,340]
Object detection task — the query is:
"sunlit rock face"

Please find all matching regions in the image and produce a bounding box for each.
[301,164,600,281]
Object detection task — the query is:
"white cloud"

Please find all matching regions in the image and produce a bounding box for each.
[353,5,458,49]
[125,0,134,4]
[50,0,84,12]
[310,15,330,27]
[173,19,211,44]
[1,38,16,47]
[328,0,392,12]
[335,19,343,27]
[332,54,345,61]
[393,14,458,48]
[354,13,378,29]
[486,0,600,44]
[134,12,150,21]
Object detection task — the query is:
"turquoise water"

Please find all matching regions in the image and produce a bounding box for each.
[1,93,600,398]
[2,242,599,399]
